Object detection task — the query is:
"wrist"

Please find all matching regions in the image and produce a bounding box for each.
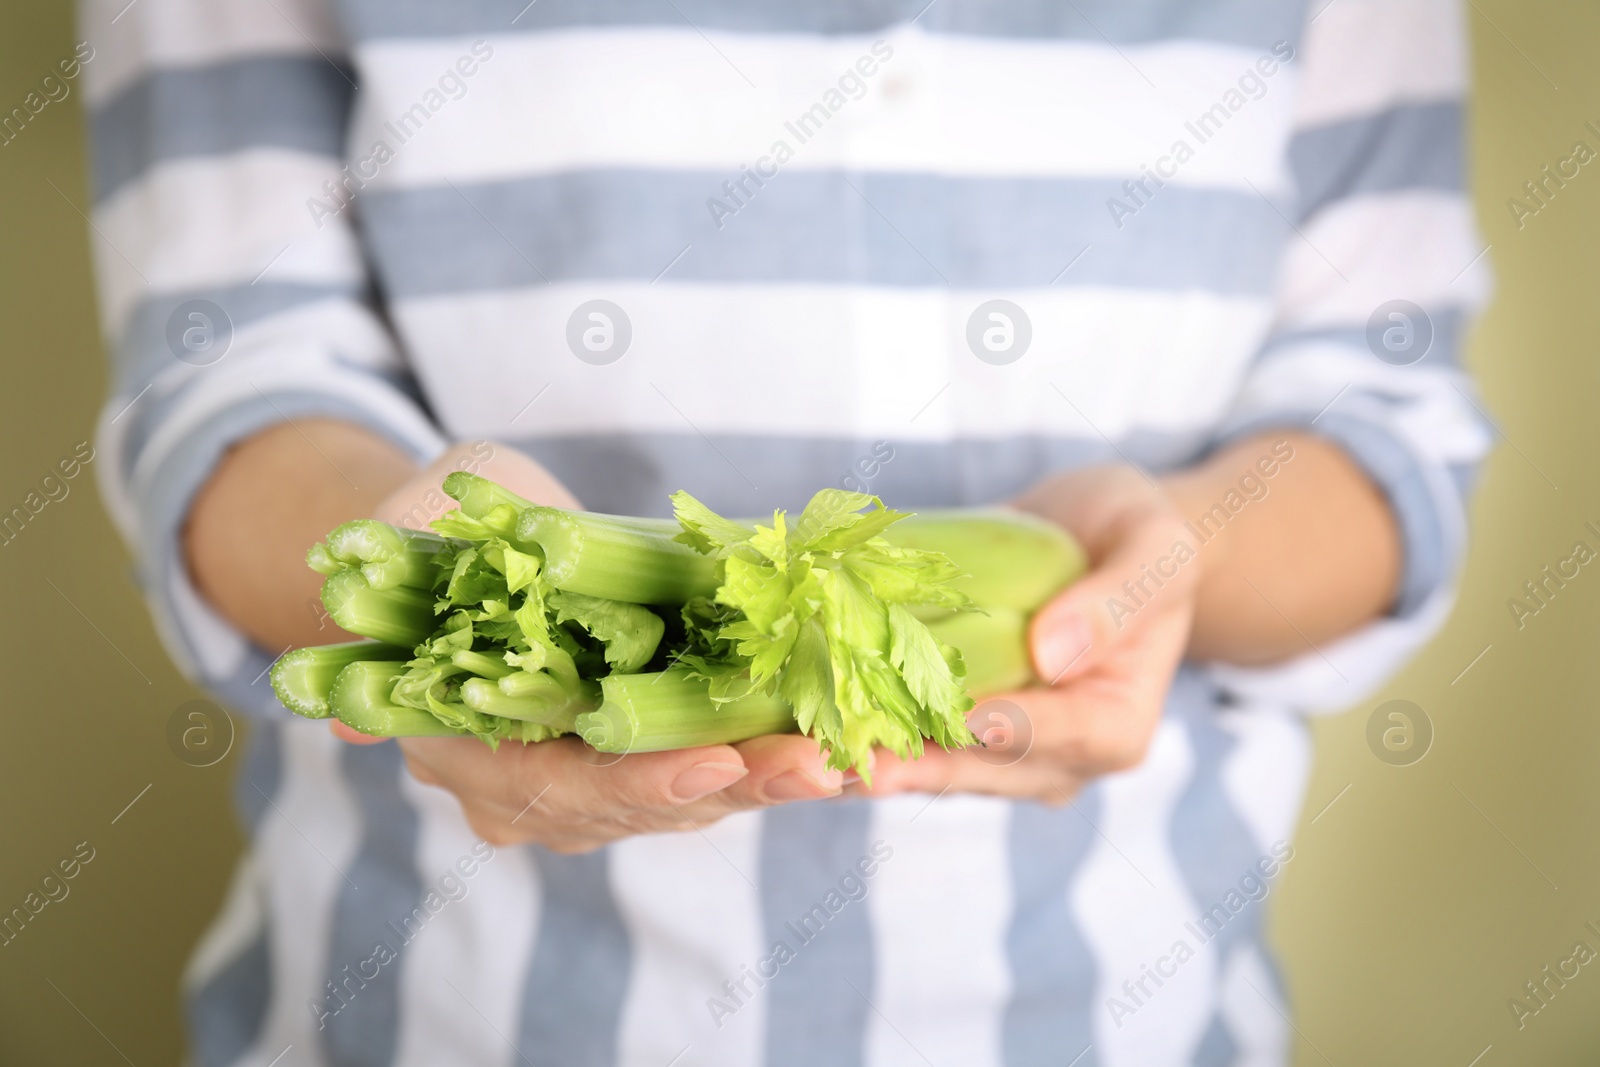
[184,419,418,650]
[1155,468,1232,601]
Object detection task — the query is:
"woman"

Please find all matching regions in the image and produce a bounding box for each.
[85,0,1488,1063]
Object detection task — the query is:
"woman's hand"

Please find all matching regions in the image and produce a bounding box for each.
[849,431,1402,803]
[337,440,846,852]
[849,465,1200,804]
[395,732,844,853]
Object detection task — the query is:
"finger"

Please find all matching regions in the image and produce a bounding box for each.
[687,734,843,815]
[330,720,391,745]
[1030,504,1196,682]
[399,734,750,823]
[996,678,1166,778]
[844,745,1083,802]
[562,741,752,816]
[583,734,849,834]
[847,675,1165,800]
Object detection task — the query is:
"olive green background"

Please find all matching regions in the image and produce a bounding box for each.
[2,1,1598,1063]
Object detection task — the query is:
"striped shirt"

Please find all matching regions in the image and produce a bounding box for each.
[83,1,1491,1064]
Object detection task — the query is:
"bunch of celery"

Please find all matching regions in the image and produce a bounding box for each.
[271,474,1085,776]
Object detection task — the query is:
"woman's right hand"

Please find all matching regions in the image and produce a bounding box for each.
[354,440,845,852]
[393,731,844,852]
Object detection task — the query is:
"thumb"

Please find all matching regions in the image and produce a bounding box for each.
[1029,507,1197,683]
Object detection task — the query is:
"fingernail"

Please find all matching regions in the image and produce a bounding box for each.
[670,762,747,802]
[760,769,843,803]
[1039,615,1093,681]
[841,771,862,787]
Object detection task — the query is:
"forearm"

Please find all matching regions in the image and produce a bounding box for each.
[1160,432,1401,664]
[183,419,419,652]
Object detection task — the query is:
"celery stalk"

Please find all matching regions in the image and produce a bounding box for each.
[306,542,344,576]
[499,670,548,697]
[270,641,412,718]
[887,510,1086,614]
[515,507,721,604]
[330,661,469,737]
[450,649,514,679]
[442,471,533,517]
[461,676,586,729]
[927,609,1034,697]
[500,669,595,703]
[323,520,449,591]
[578,670,796,753]
[321,570,436,647]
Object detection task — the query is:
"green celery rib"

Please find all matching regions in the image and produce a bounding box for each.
[450,649,514,679]
[577,670,796,753]
[271,641,412,718]
[927,609,1034,697]
[500,669,590,701]
[508,645,582,692]
[887,509,1087,614]
[499,670,547,697]
[305,542,345,576]
[515,507,721,604]
[321,570,437,646]
[331,521,449,591]
[330,661,468,737]
[442,471,533,517]
[461,676,588,730]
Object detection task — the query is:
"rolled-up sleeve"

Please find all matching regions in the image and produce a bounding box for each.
[1207,0,1494,712]
[82,0,446,708]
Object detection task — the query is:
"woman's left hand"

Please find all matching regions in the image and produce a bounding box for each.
[847,465,1201,803]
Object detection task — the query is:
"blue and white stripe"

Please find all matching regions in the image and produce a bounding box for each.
[82,0,1489,1064]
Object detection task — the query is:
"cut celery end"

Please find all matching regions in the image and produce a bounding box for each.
[322,520,448,591]
[515,507,721,605]
[270,641,412,718]
[442,471,533,518]
[450,649,514,680]
[886,510,1087,614]
[321,570,436,646]
[305,542,345,576]
[329,661,467,737]
[325,519,440,562]
[927,608,1034,698]
[578,670,796,753]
